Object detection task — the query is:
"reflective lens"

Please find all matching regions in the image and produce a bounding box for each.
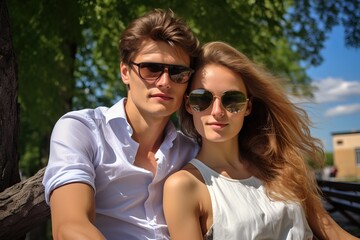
[188,89,248,113]
[130,62,194,84]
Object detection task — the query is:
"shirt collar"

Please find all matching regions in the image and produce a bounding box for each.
[105,98,127,124]
[162,120,177,149]
[105,98,133,138]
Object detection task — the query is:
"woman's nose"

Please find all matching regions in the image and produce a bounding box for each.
[211,97,225,118]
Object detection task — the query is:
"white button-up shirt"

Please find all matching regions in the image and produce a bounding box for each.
[43,98,199,239]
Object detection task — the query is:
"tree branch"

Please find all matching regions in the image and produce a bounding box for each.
[0,168,50,240]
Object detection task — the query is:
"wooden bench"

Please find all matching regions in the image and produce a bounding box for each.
[317,180,360,229]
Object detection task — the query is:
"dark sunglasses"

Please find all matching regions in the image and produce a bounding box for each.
[130,61,194,84]
[188,88,248,113]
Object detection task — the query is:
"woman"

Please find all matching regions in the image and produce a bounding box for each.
[163,41,358,240]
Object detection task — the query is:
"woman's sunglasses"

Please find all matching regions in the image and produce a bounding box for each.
[130,61,194,84]
[188,89,248,113]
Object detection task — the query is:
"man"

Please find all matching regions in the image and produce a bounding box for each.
[43,9,200,239]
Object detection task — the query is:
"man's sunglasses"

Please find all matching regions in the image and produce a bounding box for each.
[129,61,194,84]
[188,89,248,113]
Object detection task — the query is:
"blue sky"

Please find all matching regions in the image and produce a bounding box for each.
[303,25,360,152]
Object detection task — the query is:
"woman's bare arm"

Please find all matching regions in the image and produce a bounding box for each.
[163,171,204,240]
[308,210,359,240]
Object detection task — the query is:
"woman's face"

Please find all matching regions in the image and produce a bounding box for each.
[186,63,251,144]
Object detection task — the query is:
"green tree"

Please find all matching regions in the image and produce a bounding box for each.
[325,152,334,166]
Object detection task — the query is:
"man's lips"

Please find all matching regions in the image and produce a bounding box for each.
[149,93,173,100]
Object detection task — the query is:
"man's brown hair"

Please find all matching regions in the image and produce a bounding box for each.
[119,9,200,68]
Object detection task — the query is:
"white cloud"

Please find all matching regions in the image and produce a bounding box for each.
[325,103,360,117]
[312,77,360,103]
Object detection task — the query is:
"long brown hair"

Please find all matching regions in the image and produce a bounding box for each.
[179,41,325,217]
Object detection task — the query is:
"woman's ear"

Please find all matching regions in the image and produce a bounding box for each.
[120,62,130,85]
[244,99,252,116]
[185,96,193,115]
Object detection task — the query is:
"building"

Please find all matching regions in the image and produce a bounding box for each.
[332,130,360,179]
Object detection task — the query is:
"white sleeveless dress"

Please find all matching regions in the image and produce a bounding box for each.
[190,159,313,240]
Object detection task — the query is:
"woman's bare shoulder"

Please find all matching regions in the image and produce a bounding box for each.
[165,163,205,193]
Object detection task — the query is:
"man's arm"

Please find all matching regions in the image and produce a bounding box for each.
[50,183,105,240]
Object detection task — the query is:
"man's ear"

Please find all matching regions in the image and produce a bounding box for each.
[120,62,130,85]
[244,100,252,116]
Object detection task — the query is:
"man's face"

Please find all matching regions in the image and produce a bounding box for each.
[121,39,191,121]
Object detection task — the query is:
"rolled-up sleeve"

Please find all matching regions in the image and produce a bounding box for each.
[43,112,99,204]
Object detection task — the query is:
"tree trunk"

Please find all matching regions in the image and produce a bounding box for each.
[0,0,20,192]
[0,1,50,239]
[0,168,50,240]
